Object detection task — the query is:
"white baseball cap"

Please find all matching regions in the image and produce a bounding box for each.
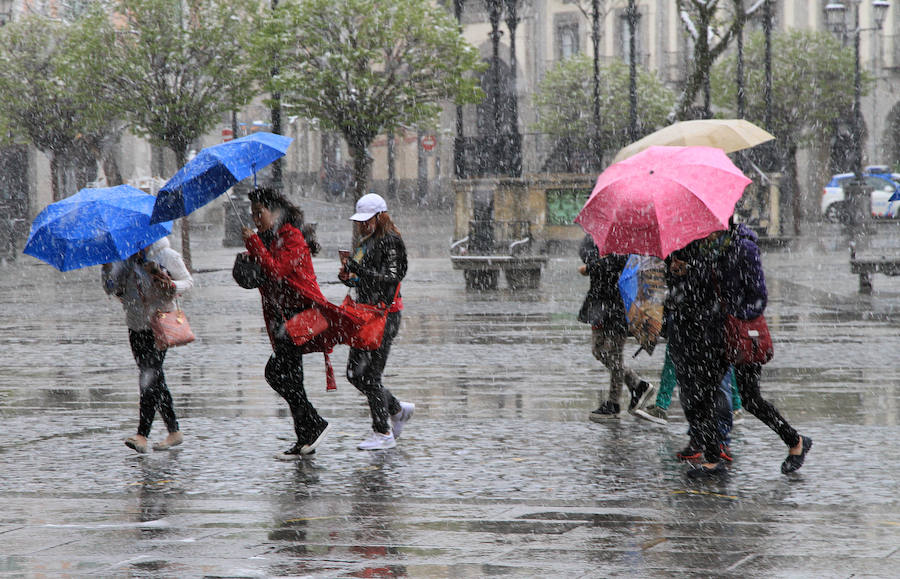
[349,193,388,221]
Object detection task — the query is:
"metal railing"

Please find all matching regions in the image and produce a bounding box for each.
[466,220,532,255]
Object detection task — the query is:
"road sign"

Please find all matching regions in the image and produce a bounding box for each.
[421,135,437,151]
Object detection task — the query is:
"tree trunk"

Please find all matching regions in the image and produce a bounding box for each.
[74,144,97,190]
[174,148,192,271]
[349,142,371,199]
[786,140,802,236]
[97,143,124,187]
[49,153,61,202]
[674,1,742,122]
[102,155,124,187]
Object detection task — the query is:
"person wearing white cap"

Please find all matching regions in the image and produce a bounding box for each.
[339,194,414,450]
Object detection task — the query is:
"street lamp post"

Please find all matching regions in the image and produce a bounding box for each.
[626,0,639,142]
[591,0,602,166]
[825,1,889,238]
[503,0,522,177]
[487,0,502,174]
[269,0,283,192]
[763,0,773,132]
[453,0,466,178]
[736,0,745,119]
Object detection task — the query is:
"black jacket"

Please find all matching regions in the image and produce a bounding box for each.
[344,233,407,306]
[577,235,628,334]
[664,237,726,360]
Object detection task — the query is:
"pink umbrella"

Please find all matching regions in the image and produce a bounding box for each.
[574,146,751,258]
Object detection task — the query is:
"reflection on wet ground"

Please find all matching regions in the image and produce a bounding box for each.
[1,210,900,576]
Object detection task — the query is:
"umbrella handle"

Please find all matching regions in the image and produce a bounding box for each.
[226,191,246,228]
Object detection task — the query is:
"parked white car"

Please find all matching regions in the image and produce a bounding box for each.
[820,169,900,222]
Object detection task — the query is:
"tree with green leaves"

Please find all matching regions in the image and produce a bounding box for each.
[101,0,258,269]
[257,0,483,198]
[674,0,762,121]
[712,29,864,226]
[0,13,114,201]
[532,54,674,171]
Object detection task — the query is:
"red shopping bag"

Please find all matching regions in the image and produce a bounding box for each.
[724,314,774,365]
[285,308,329,346]
[340,295,388,350]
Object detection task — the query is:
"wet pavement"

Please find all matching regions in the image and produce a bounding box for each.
[2,201,900,577]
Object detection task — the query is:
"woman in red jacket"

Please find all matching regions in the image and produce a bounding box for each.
[241,187,331,459]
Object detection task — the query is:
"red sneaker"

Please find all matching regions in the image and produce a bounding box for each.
[719,444,733,462]
[676,446,702,461]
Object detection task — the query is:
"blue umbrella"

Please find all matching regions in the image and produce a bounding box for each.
[24,185,173,272]
[618,255,641,314]
[618,254,666,356]
[150,131,293,224]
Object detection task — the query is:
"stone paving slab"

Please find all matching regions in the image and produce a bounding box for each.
[3,209,900,577]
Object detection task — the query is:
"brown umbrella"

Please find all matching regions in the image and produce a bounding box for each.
[612,118,775,163]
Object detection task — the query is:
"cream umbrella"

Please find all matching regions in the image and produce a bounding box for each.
[612,118,775,163]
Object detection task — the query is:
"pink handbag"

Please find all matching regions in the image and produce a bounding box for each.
[149,307,195,350]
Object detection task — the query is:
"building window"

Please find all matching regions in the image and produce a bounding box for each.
[62,1,93,20]
[619,9,643,64]
[0,0,13,26]
[558,24,580,60]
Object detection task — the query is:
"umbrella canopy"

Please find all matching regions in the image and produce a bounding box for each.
[24,185,173,272]
[575,146,751,259]
[150,132,293,224]
[612,118,775,163]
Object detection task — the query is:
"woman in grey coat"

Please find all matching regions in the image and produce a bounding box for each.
[102,237,193,453]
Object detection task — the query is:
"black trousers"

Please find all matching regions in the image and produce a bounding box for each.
[129,329,179,437]
[735,363,800,448]
[266,338,327,444]
[671,342,729,464]
[346,311,402,434]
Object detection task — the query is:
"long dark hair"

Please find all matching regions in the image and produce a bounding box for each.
[373,211,401,239]
[248,187,320,255]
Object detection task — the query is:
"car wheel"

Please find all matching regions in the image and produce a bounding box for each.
[824,203,847,223]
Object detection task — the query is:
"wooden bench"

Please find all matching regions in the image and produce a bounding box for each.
[450,255,549,290]
[849,256,900,293]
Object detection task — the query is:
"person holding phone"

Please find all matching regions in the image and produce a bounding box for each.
[340,194,414,451]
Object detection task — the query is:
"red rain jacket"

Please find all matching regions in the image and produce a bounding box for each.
[244,223,361,388]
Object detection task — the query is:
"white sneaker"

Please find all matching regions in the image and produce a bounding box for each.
[391,402,415,439]
[357,431,396,450]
